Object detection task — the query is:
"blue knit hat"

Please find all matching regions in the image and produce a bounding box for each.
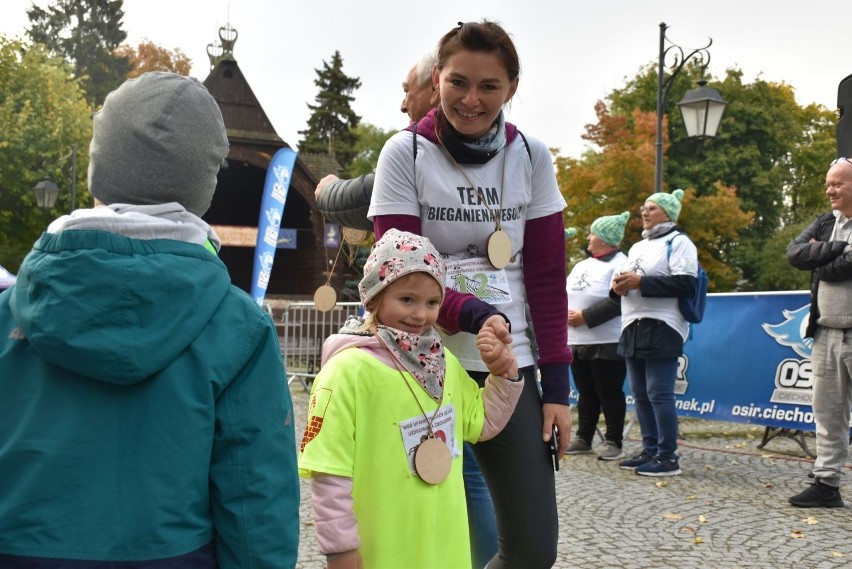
[645,189,684,222]
[590,211,630,246]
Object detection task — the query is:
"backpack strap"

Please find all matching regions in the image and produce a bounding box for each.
[518,130,532,161]
[412,123,418,188]
[665,233,681,261]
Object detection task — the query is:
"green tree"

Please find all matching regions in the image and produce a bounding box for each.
[27,0,130,106]
[344,122,395,178]
[0,37,92,271]
[603,63,835,290]
[298,51,361,169]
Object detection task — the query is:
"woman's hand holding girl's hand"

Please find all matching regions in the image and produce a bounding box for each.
[482,314,512,345]
[477,326,518,379]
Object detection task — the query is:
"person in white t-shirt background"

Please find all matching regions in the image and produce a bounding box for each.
[565,212,629,461]
[611,189,698,477]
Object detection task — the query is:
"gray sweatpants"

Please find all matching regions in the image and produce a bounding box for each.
[811,327,852,486]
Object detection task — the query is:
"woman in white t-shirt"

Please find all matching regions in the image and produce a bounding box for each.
[369,20,570,569]
[565,212,629,461]
[611,189,698,477]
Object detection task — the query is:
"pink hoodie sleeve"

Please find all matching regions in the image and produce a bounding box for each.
[478,375,525,441]
[310,474,361,555]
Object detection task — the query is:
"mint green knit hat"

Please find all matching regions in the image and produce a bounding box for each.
[646,188,684,222]
[590,211,630,246]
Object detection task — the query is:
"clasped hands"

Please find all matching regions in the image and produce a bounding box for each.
[475,314,518,379]
[611,271,641,296]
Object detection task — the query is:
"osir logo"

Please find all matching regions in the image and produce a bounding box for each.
[761,305,812,359]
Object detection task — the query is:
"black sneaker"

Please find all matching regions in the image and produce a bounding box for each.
[618,450,654,470]
[788,479,844,508]
[635,456,681,477]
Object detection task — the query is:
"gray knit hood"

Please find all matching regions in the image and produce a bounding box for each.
[88,72,229,216]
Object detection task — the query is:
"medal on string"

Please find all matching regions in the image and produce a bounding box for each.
[438,128,513,269]
[379,336,451,485]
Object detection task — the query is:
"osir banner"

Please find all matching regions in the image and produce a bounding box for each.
[569,291,821,431]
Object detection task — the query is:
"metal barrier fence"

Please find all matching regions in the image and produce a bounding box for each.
[279,301,362,390]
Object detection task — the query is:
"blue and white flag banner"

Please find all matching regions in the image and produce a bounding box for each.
[569,291,828,431]
[251,148,297,306]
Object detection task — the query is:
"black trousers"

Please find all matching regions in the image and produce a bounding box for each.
[469,366,558,569]
[571,357,627,445]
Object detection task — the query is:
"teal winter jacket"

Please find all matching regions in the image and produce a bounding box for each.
[0,229,299,568]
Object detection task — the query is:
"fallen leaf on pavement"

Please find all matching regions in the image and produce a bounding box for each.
[802,517,819,525]
[655,480,669,488]
[790,529,805,539]
[693,536,704,544]
[662,513,684,520]
[705,465,715,470]
[698,515,707,523]
[763,482,774,488]
[830,551,846,558]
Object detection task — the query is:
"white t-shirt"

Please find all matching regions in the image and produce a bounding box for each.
[567,251,627,345]
[616,232,698,342]
[370,130,566,371]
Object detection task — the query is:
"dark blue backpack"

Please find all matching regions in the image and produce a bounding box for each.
[666,235,708,324]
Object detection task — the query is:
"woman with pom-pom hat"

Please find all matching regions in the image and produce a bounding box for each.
[611,189,699,477]
[565,212,630,461]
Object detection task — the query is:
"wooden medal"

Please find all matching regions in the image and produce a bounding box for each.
[487,229,512,269]
[342,227,369,245]
[313,284,337,312]
[414,435,452,485]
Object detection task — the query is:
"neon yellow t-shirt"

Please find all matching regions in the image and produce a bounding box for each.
[299,346,485,569]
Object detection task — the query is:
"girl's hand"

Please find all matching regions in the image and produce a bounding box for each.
[476,326,518,378]
[481,314,512,344]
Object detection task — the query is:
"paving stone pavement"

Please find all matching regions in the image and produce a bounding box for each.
[289,382,852,569]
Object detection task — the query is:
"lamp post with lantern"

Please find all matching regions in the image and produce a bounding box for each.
[655,22,727,193]
[32,143,76,216]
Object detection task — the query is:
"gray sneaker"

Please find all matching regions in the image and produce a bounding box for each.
[596,441,624,461]
[566,438,594,455]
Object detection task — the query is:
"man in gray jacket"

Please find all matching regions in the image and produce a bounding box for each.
[314,51,438,230]
[787,156,852,508]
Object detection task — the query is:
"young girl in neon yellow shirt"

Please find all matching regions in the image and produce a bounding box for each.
[299,229,523,568]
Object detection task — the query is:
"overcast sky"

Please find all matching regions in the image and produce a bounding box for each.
[2,0,849,159]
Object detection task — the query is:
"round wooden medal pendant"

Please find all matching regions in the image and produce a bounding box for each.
[487,229,512,269]
[313,284,337,312]
[342,227,369,245]
[414,435,452,485]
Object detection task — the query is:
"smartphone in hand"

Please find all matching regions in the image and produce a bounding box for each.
[550,426,559,471]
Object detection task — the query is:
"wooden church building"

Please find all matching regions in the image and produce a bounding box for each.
[201,26,354,301]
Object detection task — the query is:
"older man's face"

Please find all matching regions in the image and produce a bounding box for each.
[826,159,852,217]
[400,66,437,124]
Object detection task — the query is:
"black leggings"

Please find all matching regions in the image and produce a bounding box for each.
[470,366,558,568]
[570,357,627,445]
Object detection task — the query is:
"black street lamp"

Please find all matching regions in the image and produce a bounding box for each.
[655,22,727,194]
[33,144,77,214]
[33,178,60,210]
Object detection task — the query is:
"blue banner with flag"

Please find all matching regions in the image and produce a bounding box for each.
[569,291,824,431]
[251,147,297,306]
